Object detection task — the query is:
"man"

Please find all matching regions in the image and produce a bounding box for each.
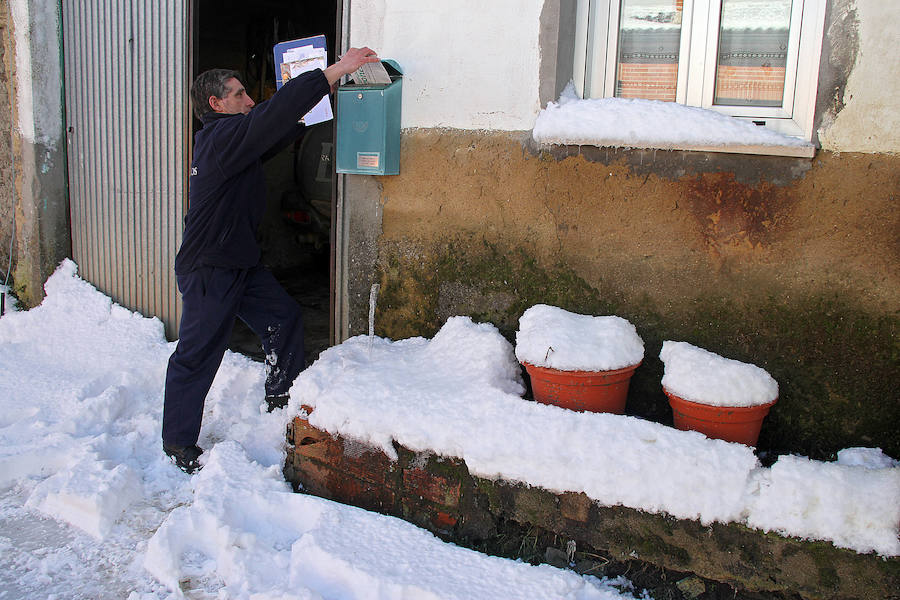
[162,47,380,474]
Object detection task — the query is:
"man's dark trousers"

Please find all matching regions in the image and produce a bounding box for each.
[162,264,305,447]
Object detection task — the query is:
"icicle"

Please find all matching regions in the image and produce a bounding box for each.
[368,283,380,354]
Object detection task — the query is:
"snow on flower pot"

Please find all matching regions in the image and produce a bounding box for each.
[659,341,779,446]
[515,304,644,414]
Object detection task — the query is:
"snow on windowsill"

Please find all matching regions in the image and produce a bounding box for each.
[532,84,815,159]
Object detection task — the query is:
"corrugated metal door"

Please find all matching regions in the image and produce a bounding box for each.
[62,0,190,338]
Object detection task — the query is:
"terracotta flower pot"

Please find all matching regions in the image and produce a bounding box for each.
[664,389,776,446]
[523,362,641,414]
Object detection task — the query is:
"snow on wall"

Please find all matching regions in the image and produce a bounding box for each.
[293,316,900,556]
[347,0,543,130]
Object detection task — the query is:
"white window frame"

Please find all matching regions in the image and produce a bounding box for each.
[574,0,827,142]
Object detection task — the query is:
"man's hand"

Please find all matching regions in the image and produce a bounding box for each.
[323,47,380,87]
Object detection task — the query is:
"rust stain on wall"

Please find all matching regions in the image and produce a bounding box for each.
[681,172,791,260]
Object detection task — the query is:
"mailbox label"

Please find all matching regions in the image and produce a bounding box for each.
[357,152,381,169]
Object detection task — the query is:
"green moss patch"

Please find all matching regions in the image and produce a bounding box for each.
[375,238,898,459]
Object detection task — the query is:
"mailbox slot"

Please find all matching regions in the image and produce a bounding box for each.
[336,60,402,175]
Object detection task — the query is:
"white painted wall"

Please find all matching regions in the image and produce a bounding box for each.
[348,0,898,153]
[348,0,544,131]
[11,0,63,148]
[818,0,900,153]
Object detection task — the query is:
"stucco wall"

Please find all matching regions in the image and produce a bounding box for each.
[817,0,900,152]
[348,0,898,153]
[0,4,14,290]
[341,1,899,459]
[357,132,898,459]
[347,0,543,130]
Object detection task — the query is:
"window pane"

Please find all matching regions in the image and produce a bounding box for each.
[714,0,792,106]
[616,0,684,102]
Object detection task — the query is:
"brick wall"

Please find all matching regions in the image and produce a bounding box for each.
[283,410,900,599]
[715,65,786,104]
[616,63,678,101]
[284,411,476,536]
[617,64,786,105]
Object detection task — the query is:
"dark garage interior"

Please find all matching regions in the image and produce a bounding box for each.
[193,0,340,366]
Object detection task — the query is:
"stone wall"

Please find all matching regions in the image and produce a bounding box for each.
[344,131,899,461]
[284,412,900,600]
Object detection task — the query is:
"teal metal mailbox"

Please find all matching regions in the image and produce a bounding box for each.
[336,60,402,175]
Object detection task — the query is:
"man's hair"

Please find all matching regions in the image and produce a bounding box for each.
[190,69,240,120]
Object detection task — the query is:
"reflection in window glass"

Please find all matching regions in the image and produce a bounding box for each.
[715,0,792,106]
[616,0,684,101]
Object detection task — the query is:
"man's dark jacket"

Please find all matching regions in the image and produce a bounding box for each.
[175,69,330,275]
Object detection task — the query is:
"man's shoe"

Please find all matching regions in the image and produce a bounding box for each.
[163,443,203,474]
[265,393,289,413]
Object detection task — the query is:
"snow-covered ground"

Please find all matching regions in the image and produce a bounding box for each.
[1,261,898,599]
[0,263,651,599]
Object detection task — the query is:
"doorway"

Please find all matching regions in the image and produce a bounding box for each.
[193,0,340,365]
